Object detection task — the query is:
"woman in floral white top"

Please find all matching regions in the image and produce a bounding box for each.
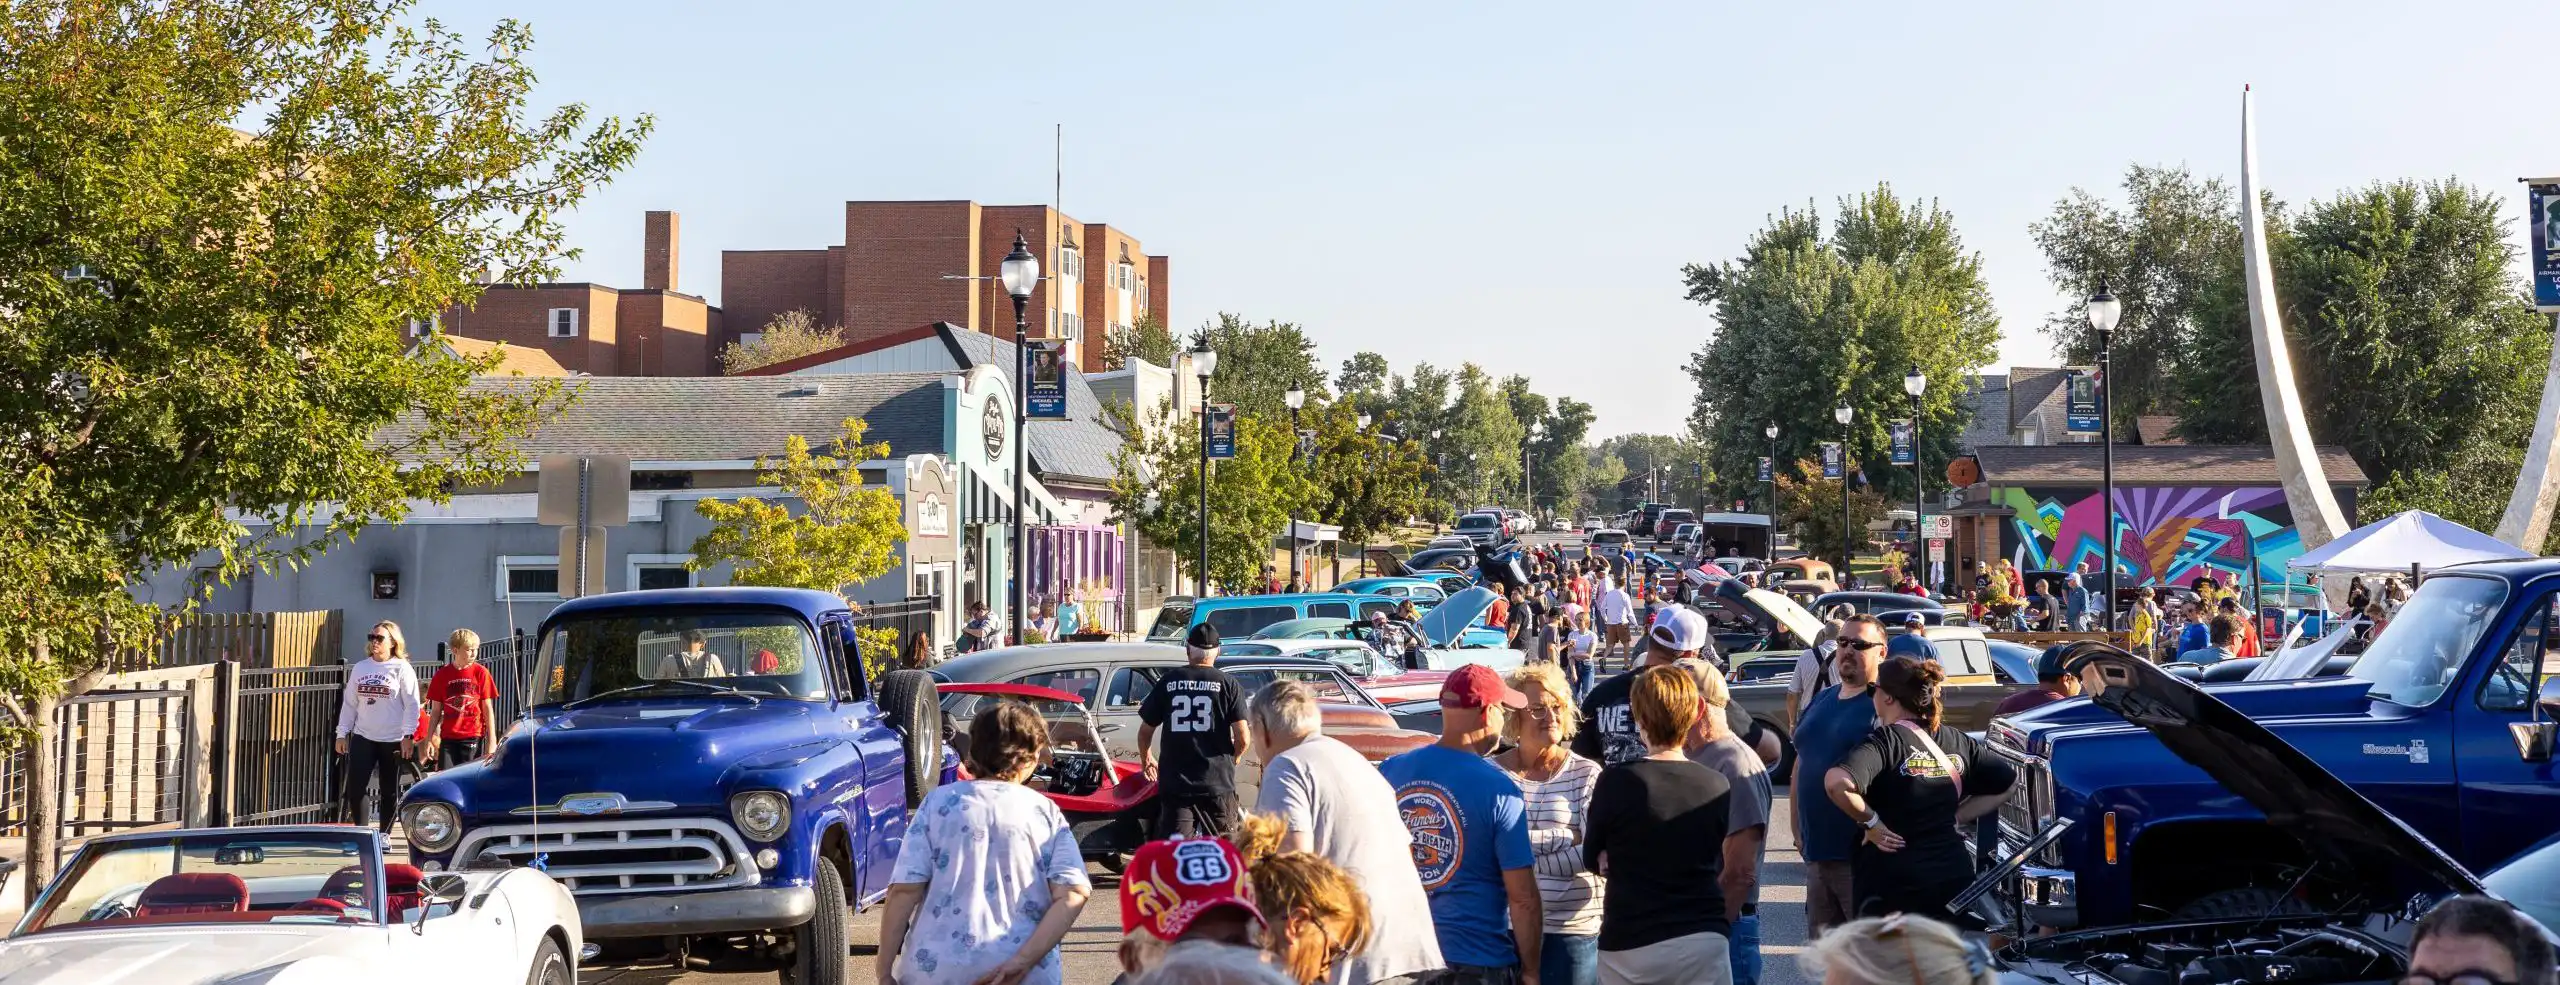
[1494,662,1606,985]
[878,701,1092,985]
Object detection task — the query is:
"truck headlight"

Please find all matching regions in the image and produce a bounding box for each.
[404,802,461,853]
[730,791,790,842]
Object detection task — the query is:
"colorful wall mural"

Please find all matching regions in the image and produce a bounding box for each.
[1993,485,2358,593]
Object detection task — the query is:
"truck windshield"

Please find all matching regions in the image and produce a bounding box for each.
[532,607,828,706]
[1457,515,1497,529]
[2346,574,2507,707]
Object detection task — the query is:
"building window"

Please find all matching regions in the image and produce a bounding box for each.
[628,553,698,592]
[495,555,562,600]
[547,308,580,338]
[739,331,763,347]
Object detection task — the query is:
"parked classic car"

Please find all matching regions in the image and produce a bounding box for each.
[1812,590,1949,625]
[1990,643,2559,984]
[1220,637,1449,705]
[1766,557,1840,594]
[926,644,1432,802]
[1332,577,1451,607]
[401,587,947,984]
[1988,559,2560,931]
[1,825,582,985]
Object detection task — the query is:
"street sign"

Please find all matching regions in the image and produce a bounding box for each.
[1820,443,1843,479]
[2066,372,2102,435]
[1889,421,1915,465]
[1926,514,1953,538]
[537,455,631,527]
[2532,180,2560,312]
[1025,341,1068,419]
[1756,456,1773,482]
[1928,537,1946,564]
[1206,404,1237,459]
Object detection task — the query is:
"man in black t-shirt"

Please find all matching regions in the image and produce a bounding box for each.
[1576,607,1773,768]
[1138,622,1251,838]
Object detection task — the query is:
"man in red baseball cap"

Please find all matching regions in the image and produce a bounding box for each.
[1378,664,1542,983]
[1116,836,1265,979]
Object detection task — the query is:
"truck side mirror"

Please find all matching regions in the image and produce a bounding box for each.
[2515,720,2555,764]
[841,625,870,701]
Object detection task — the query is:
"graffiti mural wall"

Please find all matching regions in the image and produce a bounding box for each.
[1993,485,2357,590]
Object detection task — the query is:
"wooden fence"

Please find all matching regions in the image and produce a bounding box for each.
[118,610,342,671]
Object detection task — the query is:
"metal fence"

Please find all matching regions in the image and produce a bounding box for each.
[0,665,220,840]
[224,664,342,826]
[856,597,941,662]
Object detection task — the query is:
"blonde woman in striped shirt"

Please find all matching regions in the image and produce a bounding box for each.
[1495,662,1605,985]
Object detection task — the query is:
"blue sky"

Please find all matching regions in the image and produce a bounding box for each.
[431,0,2558,439]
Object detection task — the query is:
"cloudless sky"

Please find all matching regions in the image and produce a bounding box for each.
[424,0,2559,439]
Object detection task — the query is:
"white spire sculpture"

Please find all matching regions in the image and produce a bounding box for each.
[2240,86,2350,550]
[2494,309,2560,552]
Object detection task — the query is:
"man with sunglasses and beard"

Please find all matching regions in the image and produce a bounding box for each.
[1790,614,1885,943]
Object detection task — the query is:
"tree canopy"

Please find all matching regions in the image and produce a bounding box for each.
[688,419,909,593]
[721,309,844,375]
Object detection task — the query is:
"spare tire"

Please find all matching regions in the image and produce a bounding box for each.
[875,669,943,805]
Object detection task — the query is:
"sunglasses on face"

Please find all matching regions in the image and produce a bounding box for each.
[366,634,386,643]
[1837,639,1883,652]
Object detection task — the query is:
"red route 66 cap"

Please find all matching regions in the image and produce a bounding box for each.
[1118,836,1263,941]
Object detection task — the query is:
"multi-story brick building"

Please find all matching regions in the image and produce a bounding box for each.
[435,210,725,376]
[722,201,1167,372]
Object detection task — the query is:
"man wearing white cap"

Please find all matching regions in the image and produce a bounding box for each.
[1574,607,1776,768]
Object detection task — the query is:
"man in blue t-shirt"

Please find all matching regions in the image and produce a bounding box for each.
[1793,614,1883,941]
[1885,611,1934,663]
[1381,665,1541,984]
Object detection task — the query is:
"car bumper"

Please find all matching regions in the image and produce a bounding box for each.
[577,886,816,938]
[2013,865,2079,929]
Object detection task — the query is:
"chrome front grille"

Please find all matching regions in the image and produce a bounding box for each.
[1989,740,2062,867]
[456,818,756,896]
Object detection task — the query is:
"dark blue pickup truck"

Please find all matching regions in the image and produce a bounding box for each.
[400,588,951,983]
[1989,558,2560,929]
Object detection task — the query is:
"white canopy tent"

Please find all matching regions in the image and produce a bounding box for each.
[2285,510,2533,575]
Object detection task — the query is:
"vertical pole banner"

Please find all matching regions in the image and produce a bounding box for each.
[2066,372,2102,435]
[1820,443,1844,479]
[1755,457,1773,482]
[1025,341,1068,419]
[1206,404,1237,459]
[2531,181,2560,312]
[1889,421,1915,465]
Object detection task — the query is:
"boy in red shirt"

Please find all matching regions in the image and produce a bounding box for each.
[425,628,501,769]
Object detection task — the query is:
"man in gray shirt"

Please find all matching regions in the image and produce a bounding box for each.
[1249,681,1444,985]
[1681,659,1772,985]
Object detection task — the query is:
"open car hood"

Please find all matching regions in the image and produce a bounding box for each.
[1715,581,1824,647]
[1366,547,1408,577]
[2061,643,2486,898]
[1419,587,1496,648]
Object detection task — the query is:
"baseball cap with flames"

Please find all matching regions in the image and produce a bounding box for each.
[1119,836,1264,941]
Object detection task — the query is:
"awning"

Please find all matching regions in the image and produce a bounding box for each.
[2285,510,2532,574]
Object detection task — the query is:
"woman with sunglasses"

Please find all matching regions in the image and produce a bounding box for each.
[1821,658,2014,925]
[334,621,422,833]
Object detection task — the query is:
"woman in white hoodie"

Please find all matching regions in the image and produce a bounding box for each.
[336,621,422,832]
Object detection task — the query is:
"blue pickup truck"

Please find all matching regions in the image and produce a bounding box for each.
[1989,558,2560,930]
[400,588,951,983]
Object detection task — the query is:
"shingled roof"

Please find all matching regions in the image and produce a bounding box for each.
[1974,444,2368,487]
[407,374,954,463]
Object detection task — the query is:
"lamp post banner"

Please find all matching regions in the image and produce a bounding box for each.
[2065,372,2103,435]
[1820,442,1843,479]
[1889,421,1915,465]
[1206,404,1237,459]
[2532,181,2560,312]
[1756,456,1773,482]
[1025,341,1068,419]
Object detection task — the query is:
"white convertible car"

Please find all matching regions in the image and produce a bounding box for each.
[0,824,583,984]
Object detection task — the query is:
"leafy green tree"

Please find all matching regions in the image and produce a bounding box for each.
[1109,405,1312,592]
[2280,179,2552,481]
[1776,461,1891,571]
[1682,186,1998,509]
[1531,398,1595,516]
[0,0,641,892]
[1439,365,1525,509]
[1104,313,1178,370]
[1336,351,1392,404]
[688,419,909,592]
[2031,165,2248,423]
[721,309,844,374]
[1301,401,1431,550]
[1197,314,1327,423]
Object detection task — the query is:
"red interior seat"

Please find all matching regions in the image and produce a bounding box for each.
[134,873,247,917]
[383,863,425,914]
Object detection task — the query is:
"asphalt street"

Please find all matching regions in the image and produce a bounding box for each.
[592,795,1817,985]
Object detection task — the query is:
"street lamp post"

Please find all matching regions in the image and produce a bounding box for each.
[1284,386,1306,592]
[1192,339,1220,596]
[1764,421,1779,525]
[998,234,1039,643]
[1905,365,1927,593]
[2088,283,2124,620]
[1836,403,1855,576]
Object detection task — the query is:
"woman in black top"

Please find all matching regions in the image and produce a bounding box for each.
[1584,665,1735,983]
[1821,657,2015,925]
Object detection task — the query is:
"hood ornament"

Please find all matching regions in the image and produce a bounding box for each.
[510,792,676,817]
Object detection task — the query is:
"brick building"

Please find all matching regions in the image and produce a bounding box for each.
[722,201,1168,373]
[436,211,726,376]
